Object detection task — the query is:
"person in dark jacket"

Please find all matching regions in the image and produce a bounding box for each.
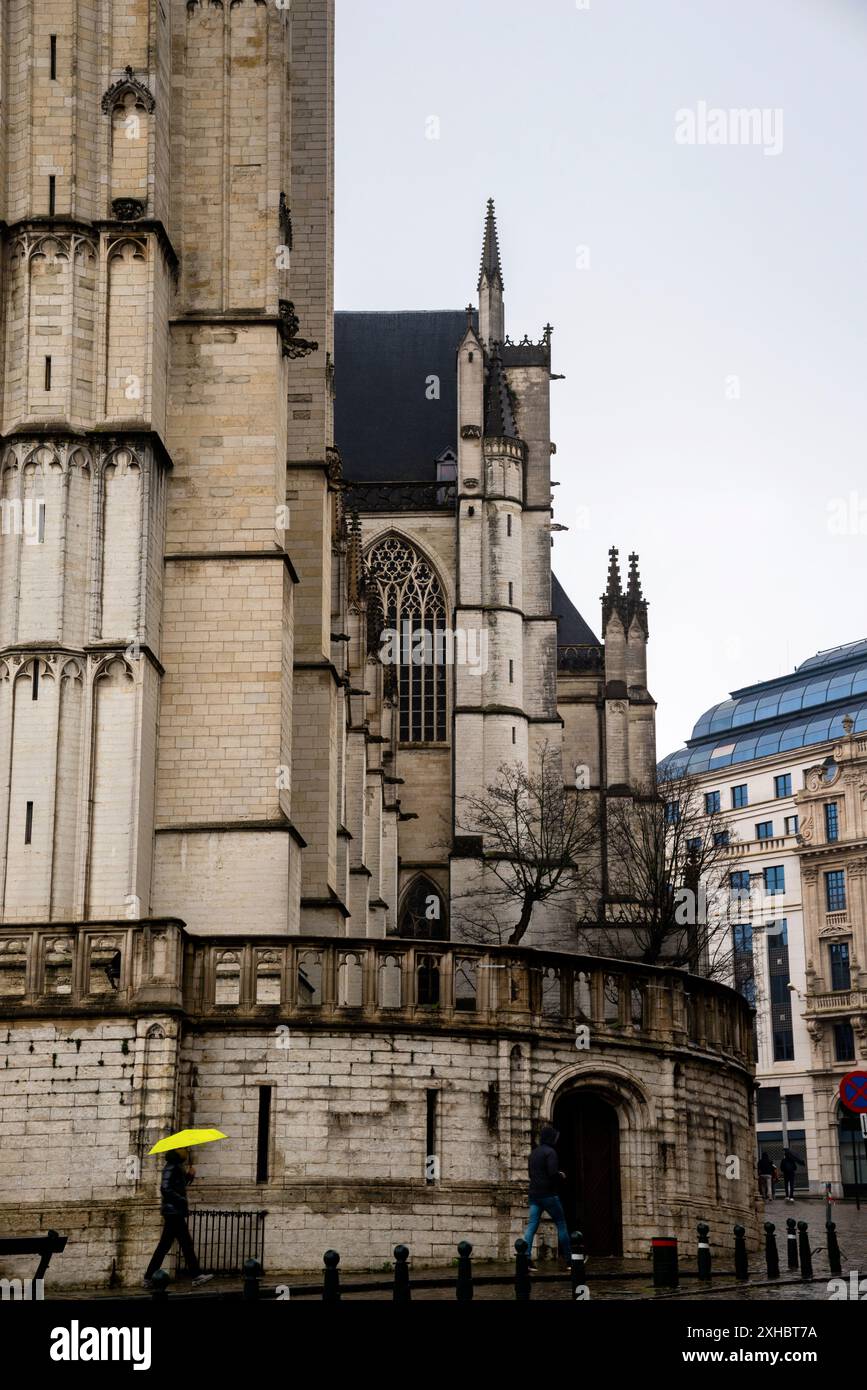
[144,1149,213,1287]
[757,1151,774,1200]
[779,1148,804,1203]
[523,1124,573,1269]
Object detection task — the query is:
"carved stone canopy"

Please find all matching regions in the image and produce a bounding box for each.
[461,425,482,440]
[101,67,156,115]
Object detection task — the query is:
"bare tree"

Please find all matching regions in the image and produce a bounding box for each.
[578,769,740,978]
[454,744,600,946]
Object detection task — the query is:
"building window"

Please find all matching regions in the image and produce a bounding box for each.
[687,836,702,853]
[705,791,721,814]
[395,876,448,941]
[507,514,512,537]
[756,1086,781,1122]
[509,660,514,685]
[834,1022,855,1062]
[768,926,794,1062]
[256,1086,272,1184]
[508,582,513,606]
[825,870,847,913]
[426,1090,439,1184]
[730,869,751,901]
[731,784,749,809]
[732,923,755,1005]
[756,821,774,841]
[774,774,792,799]
[366,537,447,744]
[714,830,730,847]
[825,802,840,844]
[830,943,851,992]
[764,865,785,896]
[50,35,57,79]
[44,356,52,391]
[25,802,34,845]
[784,815,799,836]
[48,175,56,217]
[785,1094,805,1122]
[665,801,680,825]
[512,726,516,745]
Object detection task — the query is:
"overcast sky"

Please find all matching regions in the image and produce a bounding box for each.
[334,0,867,759]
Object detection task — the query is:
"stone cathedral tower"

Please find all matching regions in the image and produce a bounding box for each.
[0,0,338,937]
[0,5,761,1285]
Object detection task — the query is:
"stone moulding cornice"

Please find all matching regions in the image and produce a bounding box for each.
[3,216,179,274]
[154,820,307,849]
[163,550,300,585]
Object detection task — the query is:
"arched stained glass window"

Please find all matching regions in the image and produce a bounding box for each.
[366,537,448,743]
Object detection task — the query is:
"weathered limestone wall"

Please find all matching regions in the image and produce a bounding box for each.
[0,1015,759,1286]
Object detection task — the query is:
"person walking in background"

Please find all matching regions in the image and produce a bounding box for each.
[758,1151,774,1200]
[523,1124,573,1271]
[144,1149,214,1287]
[779,1148,804,1203]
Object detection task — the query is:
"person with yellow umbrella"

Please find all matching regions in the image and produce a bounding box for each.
[143,1129,226,1289]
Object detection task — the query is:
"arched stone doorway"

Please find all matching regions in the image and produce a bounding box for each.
[553,1090,623,1256]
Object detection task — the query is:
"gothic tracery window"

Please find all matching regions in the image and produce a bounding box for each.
[366,537,447,743]
[395,876,448,941]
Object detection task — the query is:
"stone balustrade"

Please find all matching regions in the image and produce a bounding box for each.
[0,922,753,1068]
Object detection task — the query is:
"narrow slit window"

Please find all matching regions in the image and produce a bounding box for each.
[256,1085,272,1184]
[50,36,57,80]
[32,664,39,701]
[512,726,517,745]
[426,1089,438,1185]
[509,659,514,684]
[48,176,56,217]
[38,502,46,544]
[25,802,34,845]
[508,582,513,606]
[507,514,512,537]
[44,356,52,391]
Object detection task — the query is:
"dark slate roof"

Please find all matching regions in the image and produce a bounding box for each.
[552,574,600,647]
[335,310,476,483]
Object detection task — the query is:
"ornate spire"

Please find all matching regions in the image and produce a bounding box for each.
[484,344,518,439]
[478,198,504,291]
[601,546,627,627]
[627,551,649,634]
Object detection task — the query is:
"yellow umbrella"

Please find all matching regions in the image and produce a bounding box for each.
[148,1128,227,1156]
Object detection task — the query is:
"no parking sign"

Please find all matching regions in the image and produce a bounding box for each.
[839,1070,867,1114]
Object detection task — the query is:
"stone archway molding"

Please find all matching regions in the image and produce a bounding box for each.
[539,1060,657,1130]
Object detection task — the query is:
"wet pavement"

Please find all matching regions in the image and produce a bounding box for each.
[43,1195,867,1302]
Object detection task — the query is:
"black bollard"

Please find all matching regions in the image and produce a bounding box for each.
[764,1222,780,1280]
[323,1249,341,1303]
[697,1223,712,1282]
[826,1222,842,1277]
[150,1269,170,1302]
[733,1225,749,1282]
[456,1241,473,1302]
[798,1221,813,1281]
[570,1231,587,1297]
[243,1258,261,1301]
[514,1239,531,1301]
[786,1217,799,1271]
[393,1245,411,1303]
[651,1237,679,1289]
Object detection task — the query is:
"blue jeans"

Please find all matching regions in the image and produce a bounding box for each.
[524,1196,572,1261]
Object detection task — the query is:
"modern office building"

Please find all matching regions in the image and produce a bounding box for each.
[663,639,867,1196]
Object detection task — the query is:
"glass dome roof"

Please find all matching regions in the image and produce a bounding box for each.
[662,639,867,777]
